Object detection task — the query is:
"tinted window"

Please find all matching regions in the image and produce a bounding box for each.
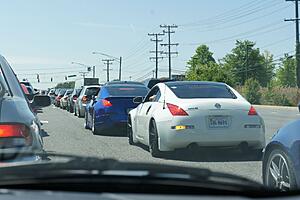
[85,87,100,96]
[106,86,148,97]
[168,84,236,99]
[76,89,81,95]
[65,90,73,95]
[58,89,66,95]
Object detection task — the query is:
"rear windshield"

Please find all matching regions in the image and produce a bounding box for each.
[168,84,237,99]
[65,90,73,95]
[76,89,81,95]
[85,87,100,96]
[106,86,148,97]
[58,89,66,95]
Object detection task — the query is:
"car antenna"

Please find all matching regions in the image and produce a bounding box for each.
[163,84,167,109]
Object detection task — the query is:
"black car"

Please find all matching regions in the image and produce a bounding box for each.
[0,55,51,159]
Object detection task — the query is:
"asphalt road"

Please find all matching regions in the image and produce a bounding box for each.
[38,105,300,183]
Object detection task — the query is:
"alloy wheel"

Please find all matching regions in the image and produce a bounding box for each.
[266,153,291,191]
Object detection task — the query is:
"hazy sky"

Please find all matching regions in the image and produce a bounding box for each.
[0,0,294,89]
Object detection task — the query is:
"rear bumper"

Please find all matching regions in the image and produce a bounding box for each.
[95,113,127,133]
[156,121,265,151]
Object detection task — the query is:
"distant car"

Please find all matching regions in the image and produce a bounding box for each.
[262,119,300,191]
[128,81,266,157]
[48,89,56,104]
[60,89,73,110]
[142,78,173,89]
[85,84,149,135]
[0,55,51,158]
[54,88,67,107]
[74,85,100,118]
[105,81,144,86]
[67,88,82,113]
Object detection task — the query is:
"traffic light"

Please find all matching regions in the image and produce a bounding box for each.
[65,76,67,81]
[87,67,91,72]
[37,74,40,83]
[51,77,53,82]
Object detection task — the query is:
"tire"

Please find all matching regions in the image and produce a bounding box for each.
[78,107,83,118]
[69,104,74,113]
[149,120,162,158]
[263,148,297,191]
[127,116,136,145]
[84,112,89,129]
[250,148,263,160]
[92,112,99,135]
[74,105,77,116]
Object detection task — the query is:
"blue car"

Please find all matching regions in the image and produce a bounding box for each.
[263,119,300,191]
[84,83,149,134]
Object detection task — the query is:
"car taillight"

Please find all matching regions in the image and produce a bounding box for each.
[82,95,88,103]
[102,99,112,107]
[0,124,32,146]
[167,103,188,116]
[248,106,257,116]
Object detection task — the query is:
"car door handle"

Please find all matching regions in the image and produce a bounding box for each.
[146,106,152,115]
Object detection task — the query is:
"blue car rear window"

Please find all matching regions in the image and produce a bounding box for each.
[106,86,148,97]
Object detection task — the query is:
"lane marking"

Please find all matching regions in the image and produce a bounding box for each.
[40,120,49,124]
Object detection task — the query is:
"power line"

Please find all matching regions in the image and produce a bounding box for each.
[148,33,164,78]
[184,4,291,33]
[181,0,279,27]
[184,22,290,46]
[160,24,178,79]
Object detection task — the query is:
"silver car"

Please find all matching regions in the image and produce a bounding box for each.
[74,85,100,118]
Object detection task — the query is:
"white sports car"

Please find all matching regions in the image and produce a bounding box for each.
[128,81,265,157]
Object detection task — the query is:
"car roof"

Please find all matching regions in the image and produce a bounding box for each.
[103,84,148,88]
[105,81,144,85]
[164,81,227,87]
[82,85,100,89]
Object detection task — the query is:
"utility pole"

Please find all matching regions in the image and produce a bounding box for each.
[92,66,96,78]
[148,33,164,79]
[160,24,178,79]
[79,72,88,79]
[285,0,300,88]
[103,59,114,82]
[118,57,122,81]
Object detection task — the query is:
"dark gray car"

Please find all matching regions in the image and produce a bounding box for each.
[0,55,50,159]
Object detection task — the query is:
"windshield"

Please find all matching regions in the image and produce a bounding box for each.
[1,0,299,195]
[84,87,99,96]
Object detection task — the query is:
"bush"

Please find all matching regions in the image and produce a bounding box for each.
[243,78,261,104]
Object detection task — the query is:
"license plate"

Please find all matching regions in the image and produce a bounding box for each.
[208,116,229,128]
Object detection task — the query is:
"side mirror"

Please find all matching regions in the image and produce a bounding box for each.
[133,96,143,104]
[32,95,51,107]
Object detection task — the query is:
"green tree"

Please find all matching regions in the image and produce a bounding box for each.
[276,55,296,87]
[186,45,235,85]
[243,78,261,104]
[222,40,274,87]
[55,81,75,88]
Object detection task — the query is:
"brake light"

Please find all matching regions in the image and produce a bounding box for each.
[167,103,188,116]
[82,95,88,103]
[102,99,112,107]
[0,124,32,146]
[248,106,257,116]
